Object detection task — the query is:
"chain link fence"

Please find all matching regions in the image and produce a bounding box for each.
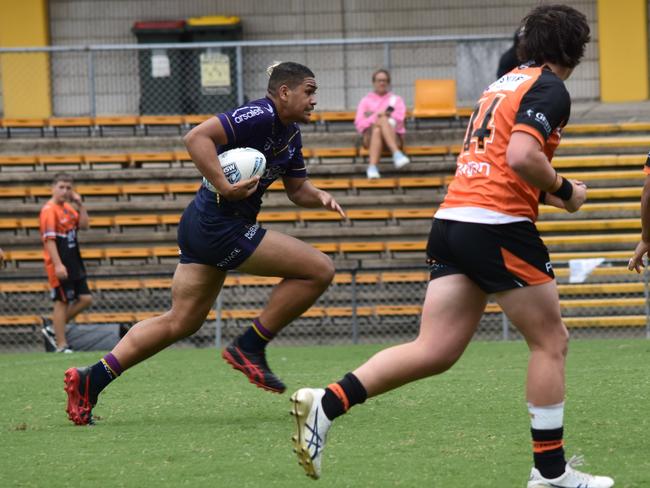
[1,264,648,353]
[0,33,605,119]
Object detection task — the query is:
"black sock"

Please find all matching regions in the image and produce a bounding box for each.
[532,427,566,479]
[88,360,118,404]
[237,319,274,352]
[321,372,368,421]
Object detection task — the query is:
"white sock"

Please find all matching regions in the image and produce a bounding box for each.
[528,402,564,430]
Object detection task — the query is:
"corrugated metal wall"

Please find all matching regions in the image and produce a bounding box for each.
[1,1,607,114]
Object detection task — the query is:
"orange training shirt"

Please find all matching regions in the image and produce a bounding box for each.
[39,200,86,288]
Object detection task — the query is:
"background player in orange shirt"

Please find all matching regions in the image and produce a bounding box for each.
[39,173,93,352]
[289,5,614,487]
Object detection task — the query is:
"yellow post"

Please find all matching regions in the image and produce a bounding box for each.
[0,0,52,117]
[598,0,649,102]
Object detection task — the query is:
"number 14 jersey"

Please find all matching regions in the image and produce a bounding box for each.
[436,63,571,224]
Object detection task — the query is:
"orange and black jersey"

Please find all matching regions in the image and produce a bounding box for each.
[437,63,571,223]
[40,200,86,287]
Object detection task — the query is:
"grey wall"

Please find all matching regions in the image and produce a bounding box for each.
[7,0,605,114]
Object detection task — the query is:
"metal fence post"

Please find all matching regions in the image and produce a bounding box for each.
[87,48,96,117]
[351,268,358,344]
[383,42,391,70]
[214,293,223,349]
[501,311,509,341]
[643,266,650,339]
[236,45,244,106]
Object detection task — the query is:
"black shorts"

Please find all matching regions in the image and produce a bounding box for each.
[426,218,554,293]
[177,200,267,271]
[51,277,91,303]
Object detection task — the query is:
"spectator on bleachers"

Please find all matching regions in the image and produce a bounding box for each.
[628,152,650,272]
[39,173,93,353]
[355,69,410,179]
[0,247,4,266]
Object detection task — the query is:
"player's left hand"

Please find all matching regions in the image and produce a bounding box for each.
[628,240,649,273]
[320,192,346,219]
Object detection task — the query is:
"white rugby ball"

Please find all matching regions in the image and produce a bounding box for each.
[218,147,266,184]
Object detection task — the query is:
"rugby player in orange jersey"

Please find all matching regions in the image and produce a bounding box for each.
[290,5,614,487]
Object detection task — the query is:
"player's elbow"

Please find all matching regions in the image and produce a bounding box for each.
[507,131,543,175]
[506,144,535,176]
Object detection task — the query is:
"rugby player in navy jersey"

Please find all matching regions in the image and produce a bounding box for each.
[64,62,346,425]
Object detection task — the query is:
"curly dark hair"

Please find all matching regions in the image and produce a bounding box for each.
[267,62,315,94]
[516,4,591,69]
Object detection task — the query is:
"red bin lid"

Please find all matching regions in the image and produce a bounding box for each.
[133,20,185,30]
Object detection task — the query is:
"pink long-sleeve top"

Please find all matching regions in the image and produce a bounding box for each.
[354,91,407,135]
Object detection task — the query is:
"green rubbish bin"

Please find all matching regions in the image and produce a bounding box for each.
[184,16,243,114]
[132,20,187,115]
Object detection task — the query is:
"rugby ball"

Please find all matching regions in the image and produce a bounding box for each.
[218,147,266,184]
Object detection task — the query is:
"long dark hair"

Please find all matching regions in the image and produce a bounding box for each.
[516,4,590,69]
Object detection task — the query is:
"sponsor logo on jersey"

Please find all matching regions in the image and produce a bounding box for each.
[456,160,491,177]
[545,261,553,273]
[526,109,552,135]
[232,106,265,124]
[488,73,532,92]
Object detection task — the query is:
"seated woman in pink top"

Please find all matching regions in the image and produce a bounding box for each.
[354,69,409,179]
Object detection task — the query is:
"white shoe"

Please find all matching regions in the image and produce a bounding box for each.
[527,455,614,487]
[41,316,57,352]
[56,346,74,353]
[290,388,332,479]
[366,165,381,179]
[392,150,410,169]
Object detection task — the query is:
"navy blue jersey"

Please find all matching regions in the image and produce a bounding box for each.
[193,96,307,221]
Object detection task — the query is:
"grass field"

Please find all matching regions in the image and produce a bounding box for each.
[1,339,649,487]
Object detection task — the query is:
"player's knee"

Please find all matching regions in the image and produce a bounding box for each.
[311,254,335,288]
[166,310,204,338]
[556,324,570,357]
[534,320,569,358]
[79,294,93,308]
[431,351,461,374]
[418,352,458,376]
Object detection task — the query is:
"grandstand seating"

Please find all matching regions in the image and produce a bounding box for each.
[4,112,650,138]
[412,79,457,120]
[1,110,649,344]
[0,265,645,335]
